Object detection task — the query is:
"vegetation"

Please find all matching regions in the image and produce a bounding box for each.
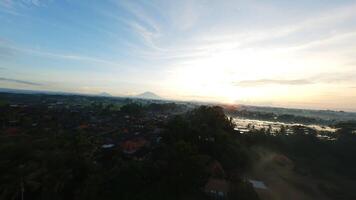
[0,95,258,200]
[240,122,356,200]
[1,93,356,200]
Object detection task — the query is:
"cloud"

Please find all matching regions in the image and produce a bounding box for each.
[167,0,201,31]
[0,0,49,16]
[30,50,119,66]
[0,77,43,86]
[1,0,47,8]
[112,1,162,50]
[112,0,356,68]
[234,73,356,87]
[315,73,356,83]
[22,0,43,7]
[94,1,356,66]
[123,19,161,50]
[0,0,14,8]
[173,2,356,58]
[0,1,21,15]
[234,79,313,87]
[117,1,160,33]
[0,42,120,67]
[0,39,16,57]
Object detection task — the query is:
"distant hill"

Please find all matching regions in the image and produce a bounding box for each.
[0,88,164,100]
[98,92,112,97]
[135,91,162,100]
[0,87,100,97]
[0,88,74,95]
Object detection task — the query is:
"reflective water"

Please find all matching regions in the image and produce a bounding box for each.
[232,117,338,134]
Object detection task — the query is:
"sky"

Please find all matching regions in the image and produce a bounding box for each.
[1,0,356,111]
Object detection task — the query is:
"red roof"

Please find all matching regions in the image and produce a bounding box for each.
[121,138,147,154]
[204,178,229,193]
[78,124,89,129]
[4,127,20,135]
[208,161,225,177]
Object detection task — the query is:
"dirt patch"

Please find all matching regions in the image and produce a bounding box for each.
[248,149,331,200]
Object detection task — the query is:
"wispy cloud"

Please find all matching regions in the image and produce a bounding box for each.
[234,79,312,87]
[21,0,44,7]
[91,0,356,66]
[120,1,160,33]
[111,0,162,50]
[315,73,356,83]
[0,0,21,15]
[0,46,14,58]
[0,0,14,8]
[1,0,47,8]
[182,2,356,57]
[0,77,43,86]
[107,1,356,67]
[0,42,120,67]
[26,49,120,67]
[234,73,356,87]
[123,19,162,50]
[0,0,48,16]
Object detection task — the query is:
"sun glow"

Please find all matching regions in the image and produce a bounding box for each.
[2,0,356,111]
[166,46,310,103]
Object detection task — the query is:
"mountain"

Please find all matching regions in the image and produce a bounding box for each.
[135,91,162,100]
[98,92,112,97]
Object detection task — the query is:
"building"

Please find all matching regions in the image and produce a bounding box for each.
[121,138,148,154]
[207,160,225,178]
[204,178,229,200]
[248,179,268,190]
[101,144,115,149]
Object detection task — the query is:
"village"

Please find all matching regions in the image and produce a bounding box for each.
[0,94,190,161]
[1,93,356,200]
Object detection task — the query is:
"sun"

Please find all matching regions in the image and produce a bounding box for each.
[165,47,300,103]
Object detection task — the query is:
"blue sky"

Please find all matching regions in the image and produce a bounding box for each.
[1,0,356,111]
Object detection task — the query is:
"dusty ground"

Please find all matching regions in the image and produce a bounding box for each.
[248,151,331,200]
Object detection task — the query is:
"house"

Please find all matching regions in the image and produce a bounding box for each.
[4,127,20,136]
[155,136,162,144]
[207,161,225,178]
[121,138,148,154]
[122,128,129,134]
[78,124,89,130]
[101,144,115,149]
[204,178,229,200]
[8,120,19,125]
[153,127,163,134]
[273,154,293,168]
[248,179,268,190]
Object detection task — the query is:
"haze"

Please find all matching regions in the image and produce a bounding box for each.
[1,0,356,111]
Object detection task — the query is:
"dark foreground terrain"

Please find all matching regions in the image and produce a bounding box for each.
[0,93,355,200]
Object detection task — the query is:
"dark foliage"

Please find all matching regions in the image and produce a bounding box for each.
[0,100,258,200]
